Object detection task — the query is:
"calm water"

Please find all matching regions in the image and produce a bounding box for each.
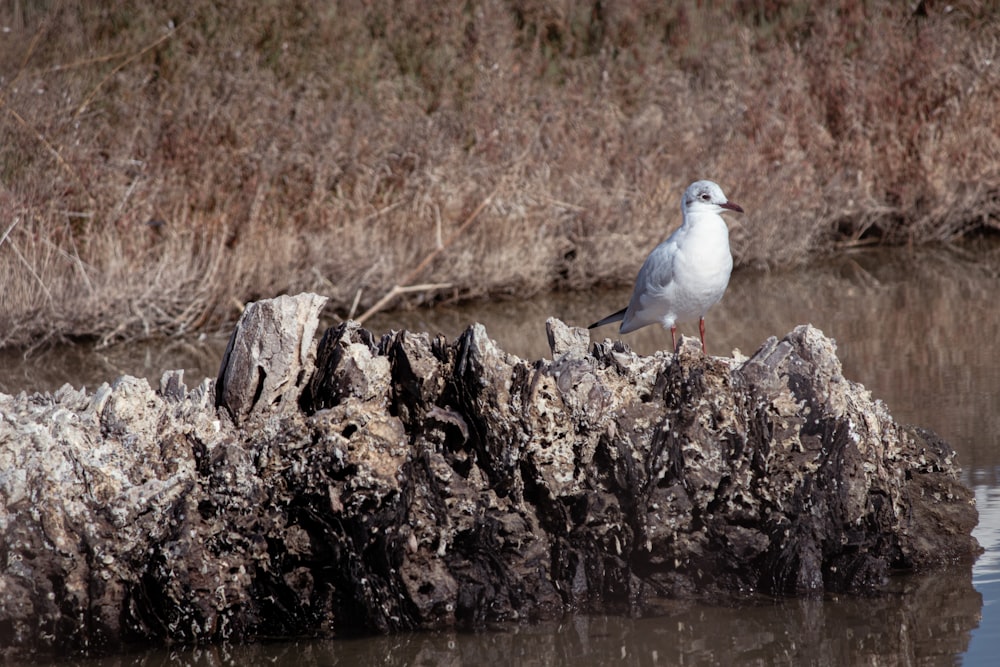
[4,243,1000,665]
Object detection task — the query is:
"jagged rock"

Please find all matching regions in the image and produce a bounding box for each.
[215,292,327,425]
[0,293,981,658]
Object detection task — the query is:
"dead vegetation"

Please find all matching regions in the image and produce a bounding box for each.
[1,0,998,348]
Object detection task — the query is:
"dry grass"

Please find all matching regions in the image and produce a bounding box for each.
[1,0,999,348]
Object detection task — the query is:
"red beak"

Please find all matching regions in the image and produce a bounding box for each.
[720,201,744,213]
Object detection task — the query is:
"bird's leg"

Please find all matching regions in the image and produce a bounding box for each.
[699,317,707,354]
[670,326,678,352]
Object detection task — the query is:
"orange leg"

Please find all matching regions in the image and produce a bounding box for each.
[699,317,707,354]
[670,326,678,352]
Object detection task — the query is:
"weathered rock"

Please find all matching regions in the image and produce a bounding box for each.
[0,293,980,658]
[216,292,327,425]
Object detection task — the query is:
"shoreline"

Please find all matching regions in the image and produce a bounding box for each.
[2,1,998,348]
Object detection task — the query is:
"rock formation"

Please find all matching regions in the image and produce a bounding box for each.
[0,293,980,658]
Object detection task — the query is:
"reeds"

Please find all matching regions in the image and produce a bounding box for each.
[1,0,998,348]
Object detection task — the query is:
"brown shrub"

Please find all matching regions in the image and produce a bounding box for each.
[1,0,998,347]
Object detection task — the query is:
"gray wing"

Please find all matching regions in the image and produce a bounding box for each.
[620,237,680,332]
[636,240,678,295]
[630,239,679,306]
[587,239,676,331]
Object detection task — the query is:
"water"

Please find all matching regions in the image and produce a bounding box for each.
[4,243,1000,665]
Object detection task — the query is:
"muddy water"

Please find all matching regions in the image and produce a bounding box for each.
[4,243,1000,665]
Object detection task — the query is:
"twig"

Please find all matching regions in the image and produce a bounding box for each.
[12,13,48,86]
[0,218,19,250]
[434,203,443,248]
[349,115,550,326]
[355,283,452,326]
[403,186,499,288]
[358,200,406,225]
[542,196,587,212]
[45,51,131,73]
[347,287,363,320]
[356,183,500,324]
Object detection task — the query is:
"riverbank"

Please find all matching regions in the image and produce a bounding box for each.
[1,1,998,348]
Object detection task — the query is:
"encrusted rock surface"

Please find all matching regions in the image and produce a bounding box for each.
[0,293,980,657]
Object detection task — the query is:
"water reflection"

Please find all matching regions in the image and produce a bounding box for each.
[0,335,230,397]
[969,484,1000,665]
[32,566,980,666]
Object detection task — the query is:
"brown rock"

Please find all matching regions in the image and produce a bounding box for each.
[0,294,981,658]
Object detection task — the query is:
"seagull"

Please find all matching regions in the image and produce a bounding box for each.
[589,180,743,353]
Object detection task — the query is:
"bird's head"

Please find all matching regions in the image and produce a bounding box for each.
[683,180,743,216]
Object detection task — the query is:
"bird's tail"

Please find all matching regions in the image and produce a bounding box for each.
[588,308,627,330]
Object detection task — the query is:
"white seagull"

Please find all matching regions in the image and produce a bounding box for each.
[589,180,743,353]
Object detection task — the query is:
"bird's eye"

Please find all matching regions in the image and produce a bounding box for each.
[700,193,710,200]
